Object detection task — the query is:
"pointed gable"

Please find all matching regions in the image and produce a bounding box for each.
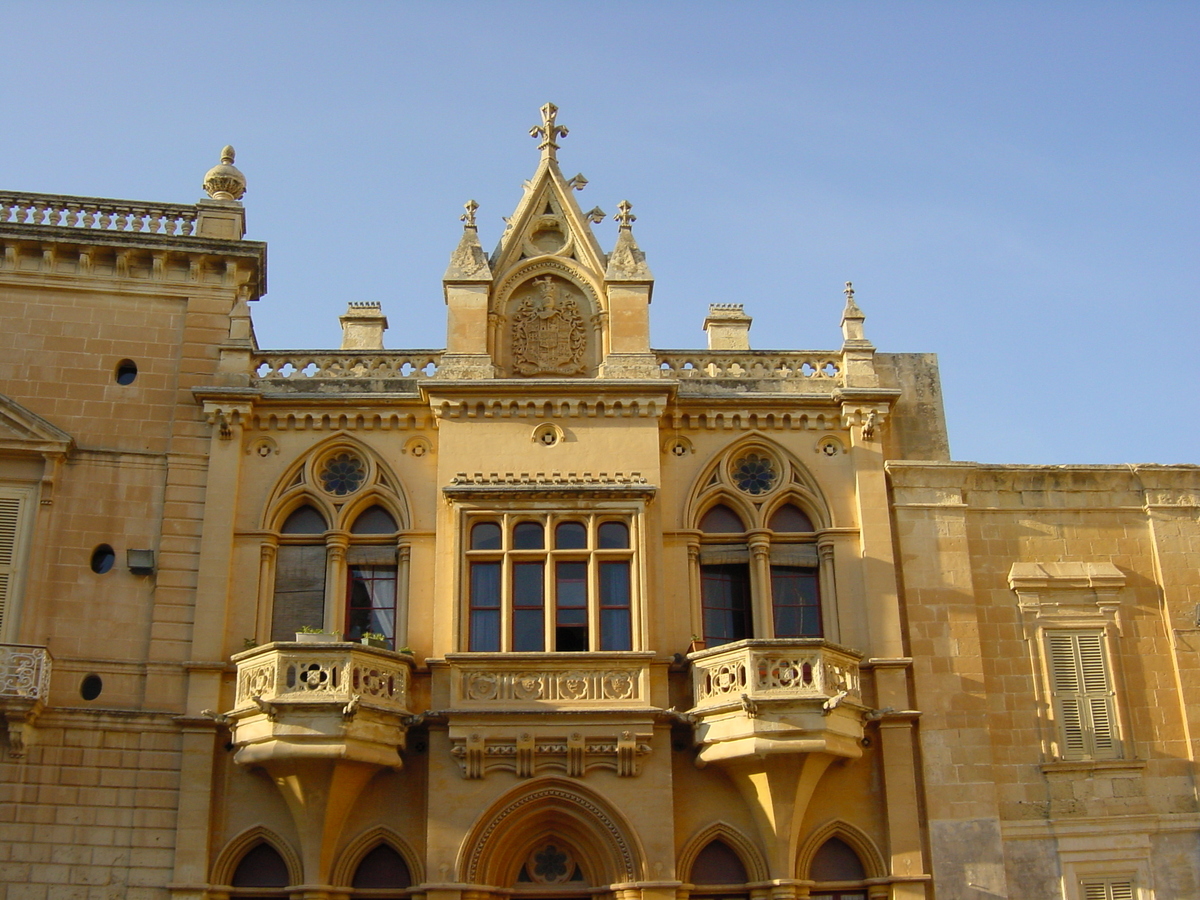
[0,394,73,456]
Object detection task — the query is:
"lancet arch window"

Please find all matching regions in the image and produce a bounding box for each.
[689,442,837,647]
[263,442,409,649]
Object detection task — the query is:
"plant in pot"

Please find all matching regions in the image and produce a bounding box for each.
[360,632,390,649]
[295,625,341,643]
[688,634,706,654]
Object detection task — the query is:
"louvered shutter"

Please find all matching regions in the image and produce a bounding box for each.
[1082,879,1135,900]
[0,494,23,636]
[1047,631,1120,759]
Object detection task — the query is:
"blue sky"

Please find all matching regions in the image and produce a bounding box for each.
[2,2,1196,465]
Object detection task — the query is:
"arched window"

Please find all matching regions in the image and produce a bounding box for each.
[352,843,412,888]
[697,500,823,647]
[809,837,867,900]
[691,839,749,884]
[272,506,329,641]
[231,842,290,888]
[465,513,635,652]
[345,505,400,648]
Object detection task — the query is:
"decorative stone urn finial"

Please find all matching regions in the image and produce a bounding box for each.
[203,145,246,201]
[530,103,568,161]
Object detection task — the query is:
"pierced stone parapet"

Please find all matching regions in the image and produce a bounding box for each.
[450,729,651,779]
[232,642,411,714]
[0,644,52,758]
[656,351,842,384]
[0,192,198,236]
[252,351,443,384]
[444,652,654,710]
[688,639,861,712]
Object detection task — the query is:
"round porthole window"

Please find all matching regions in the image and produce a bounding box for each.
[90,544,116,574]
[318,452,366,496]
[80,674,103,701]
[114,359,138,385]
[731,451,778,495]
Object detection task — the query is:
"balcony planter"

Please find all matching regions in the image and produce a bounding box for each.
[360,636,390,650]
[295,631,341,643]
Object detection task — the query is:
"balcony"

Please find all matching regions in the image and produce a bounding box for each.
[686,639,864,763]
[226,642,415,769]
[437,652,659,779]
[0,643,52,758]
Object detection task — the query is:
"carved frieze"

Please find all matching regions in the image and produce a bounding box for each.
[450,730,652,779]
[511,276,586,376]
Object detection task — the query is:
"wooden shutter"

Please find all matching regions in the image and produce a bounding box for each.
[0,493,24,636]
[270,544,327,641]
[1082,879,1135,900]
[1048,631,1119,759]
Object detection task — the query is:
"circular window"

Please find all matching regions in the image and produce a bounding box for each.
[319,452,366,496]
[80,674,103,701]
[90,544,116,574]
[731,452,778,495]
[115,359,138,385]
[526,842,576,885]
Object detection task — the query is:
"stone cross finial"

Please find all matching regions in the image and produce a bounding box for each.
[844,281,854,303]
[460,199,479,228]
[530,103,568,160]
[615,200,636,230]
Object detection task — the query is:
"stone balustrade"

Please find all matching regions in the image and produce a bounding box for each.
[232,642,412,715]
[689,638,860,712]
[444,652,655,710]
[0,191,198,236]
[656,351,842,382]
[0,644,52,758]
[252,351,443,383]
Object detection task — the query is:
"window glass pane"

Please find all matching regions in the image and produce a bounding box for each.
[556,561,589,650]
[351,505,398,534]
[271,544,327,641]
[352,843,412,889]
[346,564,397,644]
[231,843,290,887]
[768,503,814,533]
[469,562,501,651]
[555,521,588,549]
[598,521,629,548]
[471,521,501,550]
[701,564,752,645]
[281,505,327,534]
[771,566,821,638]
[700,504,744,534]
[600,561,631,651]
[513,521,545,549]
[810,837,867,881]
[512,562,545,652]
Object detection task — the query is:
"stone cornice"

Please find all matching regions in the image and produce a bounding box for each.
[444,471,655,500]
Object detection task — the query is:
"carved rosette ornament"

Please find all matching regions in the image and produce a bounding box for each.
[511,276,586,376]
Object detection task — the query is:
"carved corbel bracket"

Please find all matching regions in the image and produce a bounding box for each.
[3,703,44,758]
[838,400,893,441]
[200,399,254,441]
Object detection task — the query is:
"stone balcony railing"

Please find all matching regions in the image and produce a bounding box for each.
[232,641,412,714]
[689,638,861,713]
[443,652,656,711]
[249,349,845,389]
[0,191,199,236]
[226,642,416,769]
[0,644,53,758]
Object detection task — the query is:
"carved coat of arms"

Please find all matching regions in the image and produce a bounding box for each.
[511,277,587,376]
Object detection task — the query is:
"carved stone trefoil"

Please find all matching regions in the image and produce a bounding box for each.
[511,276,586,376]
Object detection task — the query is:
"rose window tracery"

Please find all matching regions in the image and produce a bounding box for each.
[731,452,778,495]
[319,452,366,495]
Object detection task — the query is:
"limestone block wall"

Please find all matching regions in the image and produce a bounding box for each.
[889,461,1200,900]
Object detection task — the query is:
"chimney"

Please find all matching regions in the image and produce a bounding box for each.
[340,302,388,350]
[703,304,752,350]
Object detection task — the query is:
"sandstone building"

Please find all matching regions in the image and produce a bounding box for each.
[0,106,1197,900]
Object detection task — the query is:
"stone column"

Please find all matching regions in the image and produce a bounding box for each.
[324,532,350,634]
[747,531,773,638]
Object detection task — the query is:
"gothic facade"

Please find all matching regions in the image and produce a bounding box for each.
[0,108,1197,900]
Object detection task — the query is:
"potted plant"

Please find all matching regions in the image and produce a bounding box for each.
[360,632,390,649]
[295,625,341,643]
[688,635,706,654]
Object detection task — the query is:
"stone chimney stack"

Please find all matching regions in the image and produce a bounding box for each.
[703,304,752,350]
[339,302,388,350]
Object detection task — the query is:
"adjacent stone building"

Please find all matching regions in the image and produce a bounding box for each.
[0,106,1196,900]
